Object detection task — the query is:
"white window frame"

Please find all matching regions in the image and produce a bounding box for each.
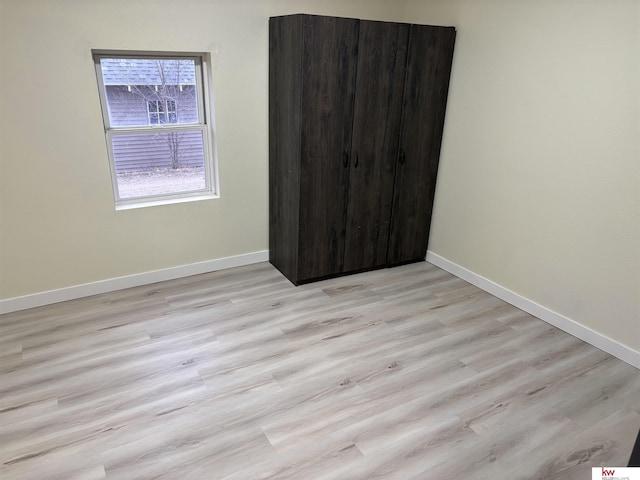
[93,50,219,210]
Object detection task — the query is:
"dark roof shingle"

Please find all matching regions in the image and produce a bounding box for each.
[101,58,196,86]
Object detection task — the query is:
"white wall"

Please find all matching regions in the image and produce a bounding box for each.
[407,0,640,353]
[0,0,403,301]
[1,0,638,357]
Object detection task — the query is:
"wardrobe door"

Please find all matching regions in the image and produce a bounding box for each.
[342,21,409,273]
[387,25,456,265]
[297,15,359,282]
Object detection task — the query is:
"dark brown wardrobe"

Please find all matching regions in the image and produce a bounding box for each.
[269,14,456,285]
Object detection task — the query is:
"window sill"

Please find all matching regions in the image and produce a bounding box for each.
[115,192,219,211]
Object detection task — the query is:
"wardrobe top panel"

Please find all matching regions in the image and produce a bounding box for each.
[269,13,456,30]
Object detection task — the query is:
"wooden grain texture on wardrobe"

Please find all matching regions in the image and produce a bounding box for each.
[343,20,408,272]
[1,262,639,479]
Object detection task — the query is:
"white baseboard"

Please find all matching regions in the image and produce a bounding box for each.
[0,250,269,315]
[426,251,640,370]
[3,249,637,370]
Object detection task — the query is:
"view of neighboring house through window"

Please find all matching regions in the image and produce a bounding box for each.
[93,52,218,208]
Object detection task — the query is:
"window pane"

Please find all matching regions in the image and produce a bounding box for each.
[100,58,199,127]
[166,101,177,123]
[110,130,206,199]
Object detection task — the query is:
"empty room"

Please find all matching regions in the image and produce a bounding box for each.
[1,0,639,479]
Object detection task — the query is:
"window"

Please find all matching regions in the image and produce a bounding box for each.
[93,51,218,209]
[147,100,177,125]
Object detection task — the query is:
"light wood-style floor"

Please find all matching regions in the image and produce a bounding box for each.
[1,261,639,480]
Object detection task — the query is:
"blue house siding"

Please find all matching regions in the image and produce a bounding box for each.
[105,86,199,127]
[112,131,205,173]
[105,86,202,171]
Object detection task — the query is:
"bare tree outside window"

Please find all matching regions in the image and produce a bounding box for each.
[128,60,196,170]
